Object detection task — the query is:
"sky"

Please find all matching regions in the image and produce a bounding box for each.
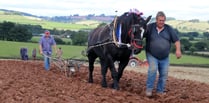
[1,0,209,21]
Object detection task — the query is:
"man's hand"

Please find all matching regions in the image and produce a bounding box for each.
[175,41,182,59]
[176,50,182,59]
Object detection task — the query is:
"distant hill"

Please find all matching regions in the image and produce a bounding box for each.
[0,9,100,30]
[0,9,38,17]
[0,9,114,23]
[0,9,209,33]
[166,20,209,33]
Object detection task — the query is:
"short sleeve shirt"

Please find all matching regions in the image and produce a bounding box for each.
[145,23,179,59]
[39,35,56,55]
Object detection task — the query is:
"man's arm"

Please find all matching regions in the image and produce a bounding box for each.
[175,41,182,59]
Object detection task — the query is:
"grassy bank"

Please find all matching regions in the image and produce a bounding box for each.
[0,40,209,67]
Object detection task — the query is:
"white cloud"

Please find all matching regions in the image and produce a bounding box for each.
[1,0,209,20]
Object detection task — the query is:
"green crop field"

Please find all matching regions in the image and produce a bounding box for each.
[1,40,209,67]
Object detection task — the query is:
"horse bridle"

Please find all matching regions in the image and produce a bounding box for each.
[128,24,145,49]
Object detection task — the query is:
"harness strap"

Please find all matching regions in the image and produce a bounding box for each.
[87,16,134,53]
[112,16,119,47]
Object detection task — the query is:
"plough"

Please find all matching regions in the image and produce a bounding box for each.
[43,54,85,77]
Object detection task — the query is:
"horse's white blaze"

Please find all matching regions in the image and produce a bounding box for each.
[140,27,144,38]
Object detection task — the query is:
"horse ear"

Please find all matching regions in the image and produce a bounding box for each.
[145,16,152,24]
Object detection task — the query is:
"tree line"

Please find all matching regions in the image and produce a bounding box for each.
[176,30,209,52]
[0,21,89,45]
[0,21,209,54]
[0,21,32,41]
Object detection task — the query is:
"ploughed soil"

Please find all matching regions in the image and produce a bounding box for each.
[0,60,209,103]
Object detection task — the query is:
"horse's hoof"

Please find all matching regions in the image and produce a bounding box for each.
[101,83,107,88]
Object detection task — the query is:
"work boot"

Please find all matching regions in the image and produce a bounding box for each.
[146,90,152,97]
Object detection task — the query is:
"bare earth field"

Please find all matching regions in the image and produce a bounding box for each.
[0,60,209,103]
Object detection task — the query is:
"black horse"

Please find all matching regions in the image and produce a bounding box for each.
[87,12,151,90]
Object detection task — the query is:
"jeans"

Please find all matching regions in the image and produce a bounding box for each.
[44,55,50,70]
[146,52,169,93]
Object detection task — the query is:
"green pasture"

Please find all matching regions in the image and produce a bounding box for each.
[30,36,40,43]
[74,20,101,27]
[1,40,209,66]
[0,40,86,60]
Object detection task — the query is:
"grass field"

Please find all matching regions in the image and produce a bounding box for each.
[0,14,98,30]
[0,40,86,60]
[1,40,209,66]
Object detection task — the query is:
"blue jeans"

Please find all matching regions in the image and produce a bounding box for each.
[44,55,50,70]
[146,52,169,93]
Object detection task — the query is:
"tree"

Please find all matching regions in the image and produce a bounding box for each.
[187,32,199,37]
[99,14,105,17]
[188,36,194,40]
[189,46,196,54]
[203,32,209,40]
[71,30,88,46]
[54,37,65,44]
[52,28,60,35]
[8,24,32,42]
[194,42,207,51]
[0,21,15,40]
[180,39,192,51]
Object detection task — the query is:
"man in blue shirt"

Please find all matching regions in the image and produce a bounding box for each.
[39,30,57,70]
[144,11,182,97]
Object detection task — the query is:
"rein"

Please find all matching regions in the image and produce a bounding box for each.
[129,26,144,49]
